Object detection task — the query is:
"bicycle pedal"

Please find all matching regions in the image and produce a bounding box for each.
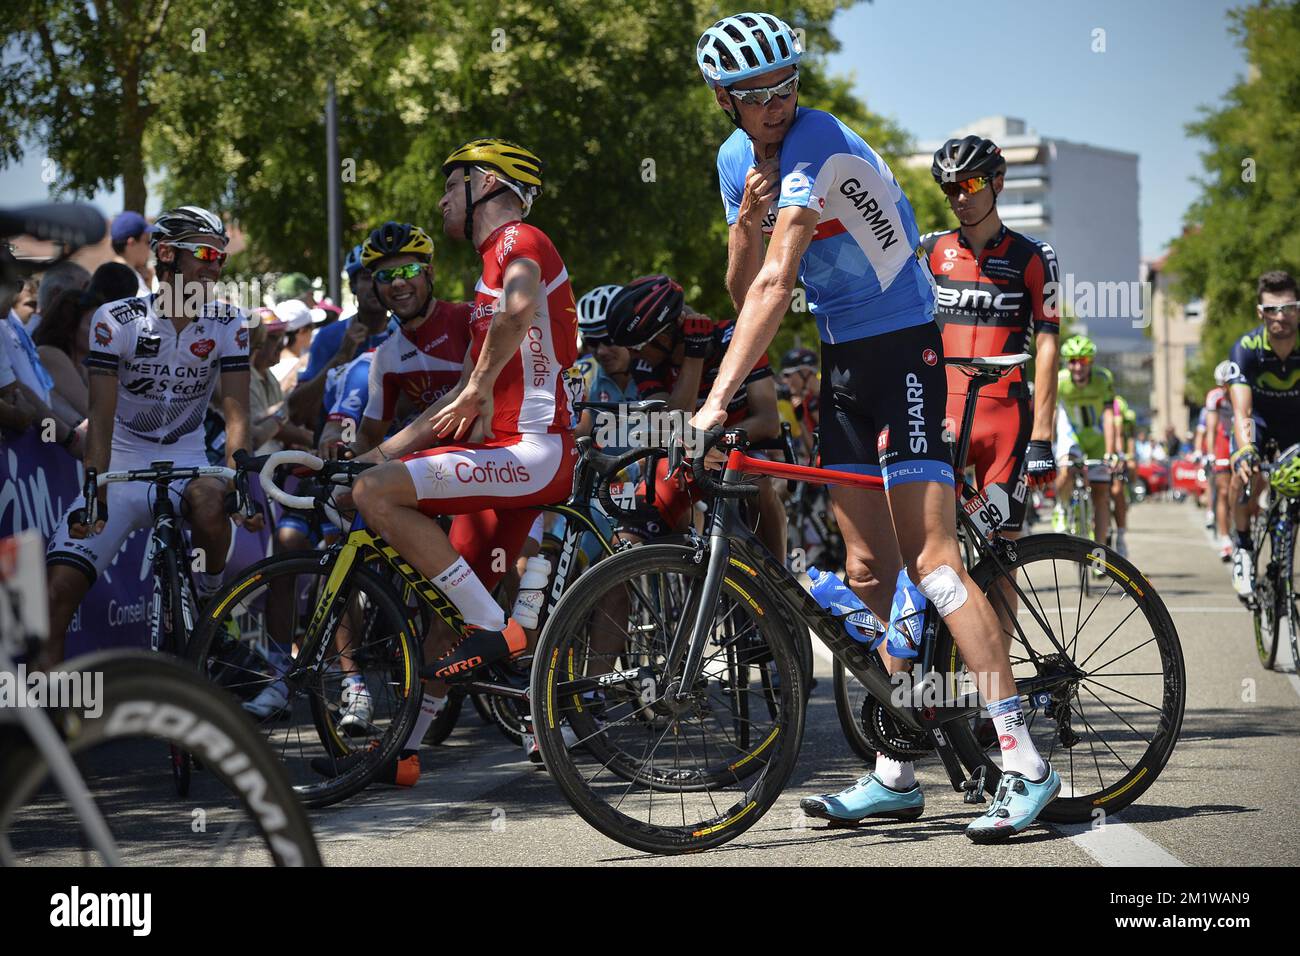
[961,767,987,804]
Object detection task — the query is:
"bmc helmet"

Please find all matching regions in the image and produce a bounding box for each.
[931,135,1007,184]
[608,275,685,348]
[781,347,817,371]
[360,221,434,268]
[1060,334,1097,360]
[577,284,622,342]
[696,12,802,89]
[151,205,227,249]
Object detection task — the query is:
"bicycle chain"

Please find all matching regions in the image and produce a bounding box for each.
[859,695,933,761]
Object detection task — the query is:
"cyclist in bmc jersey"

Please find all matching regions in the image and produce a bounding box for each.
[691,12,1056,841]
[352,138,576,692]
[1202,360,1236,561]
[921,134,1061,534]
[44,205,257,666]
[1226,270,1300,597]
[1052,335,1118,547]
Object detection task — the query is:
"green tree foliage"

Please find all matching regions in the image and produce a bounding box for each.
[1165,0,1300,400]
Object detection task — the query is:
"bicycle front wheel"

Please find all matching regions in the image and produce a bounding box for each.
[188,552,422,807]
[0,652,320,866]
[1251,506,1285,670]
[530,543,806,855]
[936,534,1184,822]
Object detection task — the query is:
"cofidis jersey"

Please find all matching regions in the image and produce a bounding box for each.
[717,107,936,344]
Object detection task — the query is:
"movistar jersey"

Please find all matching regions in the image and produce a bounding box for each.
[1226,325,1300,444]
[717,107,936,344]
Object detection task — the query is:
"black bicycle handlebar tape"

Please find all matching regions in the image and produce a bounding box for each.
[80,467,99,526]
[594,446,670,522]
[689,428,760,499]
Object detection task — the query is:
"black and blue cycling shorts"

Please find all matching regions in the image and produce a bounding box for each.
[818,319,955,490]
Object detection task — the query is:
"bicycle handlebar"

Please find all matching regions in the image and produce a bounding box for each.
[592,446,669,522]
[689,429,760,499]
[260,449,325,510]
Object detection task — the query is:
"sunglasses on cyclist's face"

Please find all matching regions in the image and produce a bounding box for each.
[1259,301,1300,317]
[940,176,991,199]
[1068,357,1092,367]
[169,241,227,264]
[373,262,424,284]
[729,71,799,107]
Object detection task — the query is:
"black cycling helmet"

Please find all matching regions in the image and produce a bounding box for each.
[781,347,817,371]
[608,275,684,348]
[931,135,1007,184]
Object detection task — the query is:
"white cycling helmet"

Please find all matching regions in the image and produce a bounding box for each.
[1214,360,1236,386]
[577,284,622,342]
[696,12,802,89]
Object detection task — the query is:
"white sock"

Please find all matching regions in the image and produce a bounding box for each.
[987,694,1047,779]
[874,753,916,790]
[434,557,506,631]
[342,673,367,692]
[402,694,446,754]
[195,570,224,599]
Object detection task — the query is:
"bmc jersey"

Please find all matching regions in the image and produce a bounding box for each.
[364,301,473,424]
[631,322,773,425]
[717,107,936,344]
[1058,366,1115,435]
[1226,325,1300,442]
[921,225,1060,400]
[472,221,578,435]
[84,294,249,455]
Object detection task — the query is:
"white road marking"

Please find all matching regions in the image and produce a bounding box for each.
[1051,818,1186,866]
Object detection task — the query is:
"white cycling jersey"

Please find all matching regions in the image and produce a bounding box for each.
[84,293,249,463]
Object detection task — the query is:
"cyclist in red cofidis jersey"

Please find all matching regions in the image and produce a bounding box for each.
[351,138,577,698]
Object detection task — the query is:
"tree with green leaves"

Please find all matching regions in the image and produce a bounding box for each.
[1166,0,1300,400]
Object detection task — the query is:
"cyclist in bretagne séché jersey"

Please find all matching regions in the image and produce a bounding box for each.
[688,10,1058,841]
[43,205,260,667]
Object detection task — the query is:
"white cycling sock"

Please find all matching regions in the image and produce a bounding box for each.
[874,753,916,790]
[194,570,223,599]
[988,694,1047,779]
[434,557,507,631]
[401,694,446,755]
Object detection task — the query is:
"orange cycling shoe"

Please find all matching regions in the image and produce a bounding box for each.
[309,743,421,787]
[423,619,528,682]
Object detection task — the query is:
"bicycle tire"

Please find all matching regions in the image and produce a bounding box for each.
[936,533,1184,822]
[0,652,321,866]
[187,552,422,808]
[159,544,198,796]
[531,542,805,855]
[425,687,465,745]
[831,658,877,764]
[1252,510,1282,671]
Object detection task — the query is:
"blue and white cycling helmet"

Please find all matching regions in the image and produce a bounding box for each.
[344,243,365,282]
[1214,360,1236,387]
[577,284,622,342]
[696,12,802,89]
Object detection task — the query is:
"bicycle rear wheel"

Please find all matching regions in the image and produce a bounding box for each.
[831,658,877,764]
[188,552,422,807]
[936,534,1184,822]
[0,652,320,866]
[1251,505,1285,670]
[531,543,805,855]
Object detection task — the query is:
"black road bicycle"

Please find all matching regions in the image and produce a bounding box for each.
[530,354,1185,855]
[1246,443,1300,670]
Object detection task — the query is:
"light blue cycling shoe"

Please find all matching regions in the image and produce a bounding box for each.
[965,765,1061,843]
[800,773,924,825]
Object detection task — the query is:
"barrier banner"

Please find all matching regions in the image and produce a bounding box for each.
[0,428,272,656]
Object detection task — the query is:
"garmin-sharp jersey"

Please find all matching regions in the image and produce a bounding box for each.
[84,294,249,457]
[472,221,578,435]
[363,301,473,424]
[1226,325,1300,447]
[921,224,1060,400]
[632,321,773,425]
[717,107,936,344]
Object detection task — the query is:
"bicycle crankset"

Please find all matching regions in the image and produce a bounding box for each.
[860,695,933,761]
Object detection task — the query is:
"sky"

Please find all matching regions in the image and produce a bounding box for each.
[1,1,1248,258]
[824,0,1248,258]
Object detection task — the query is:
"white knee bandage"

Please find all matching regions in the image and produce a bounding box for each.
[918,565,968,618]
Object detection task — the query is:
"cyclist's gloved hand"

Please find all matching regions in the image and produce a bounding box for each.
[1025,439,1056,485]
[68,497,108,538]
[1104,452,1123,473]
[1231,444,1258,484]
[681,312,715,359]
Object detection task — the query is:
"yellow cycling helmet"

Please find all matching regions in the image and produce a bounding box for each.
[1270,444,1300,498]
[442,139,543,240]
[360,221,435,267]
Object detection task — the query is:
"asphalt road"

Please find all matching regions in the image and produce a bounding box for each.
[311,497,1300,867]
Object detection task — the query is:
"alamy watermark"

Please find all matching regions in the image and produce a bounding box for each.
[0,664,102,718]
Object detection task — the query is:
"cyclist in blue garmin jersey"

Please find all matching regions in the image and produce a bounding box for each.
[690,11,1057,842]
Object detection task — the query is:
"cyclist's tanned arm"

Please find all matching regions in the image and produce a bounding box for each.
[726,158,779,312]
[705,206,818,417]
[1031,331,1059,441]
[221,368,253,466]
[83,368,118,482]
[731,374,780,443]
[1229,383,1254,450]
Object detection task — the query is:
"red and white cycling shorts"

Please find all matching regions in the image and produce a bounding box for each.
[401,432,576,590]
[1213,428,1231,474]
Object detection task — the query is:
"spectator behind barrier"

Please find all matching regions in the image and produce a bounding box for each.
[32,288,93,423]
[30,260,90,335]
[248,310,315,454]
[109,210,155,295]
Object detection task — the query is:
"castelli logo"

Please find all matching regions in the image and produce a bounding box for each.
[94,322,112,346]
[999,734,1017,750]
[922,348,938,366]
[190,338,216,358]
[877,425,889,456]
